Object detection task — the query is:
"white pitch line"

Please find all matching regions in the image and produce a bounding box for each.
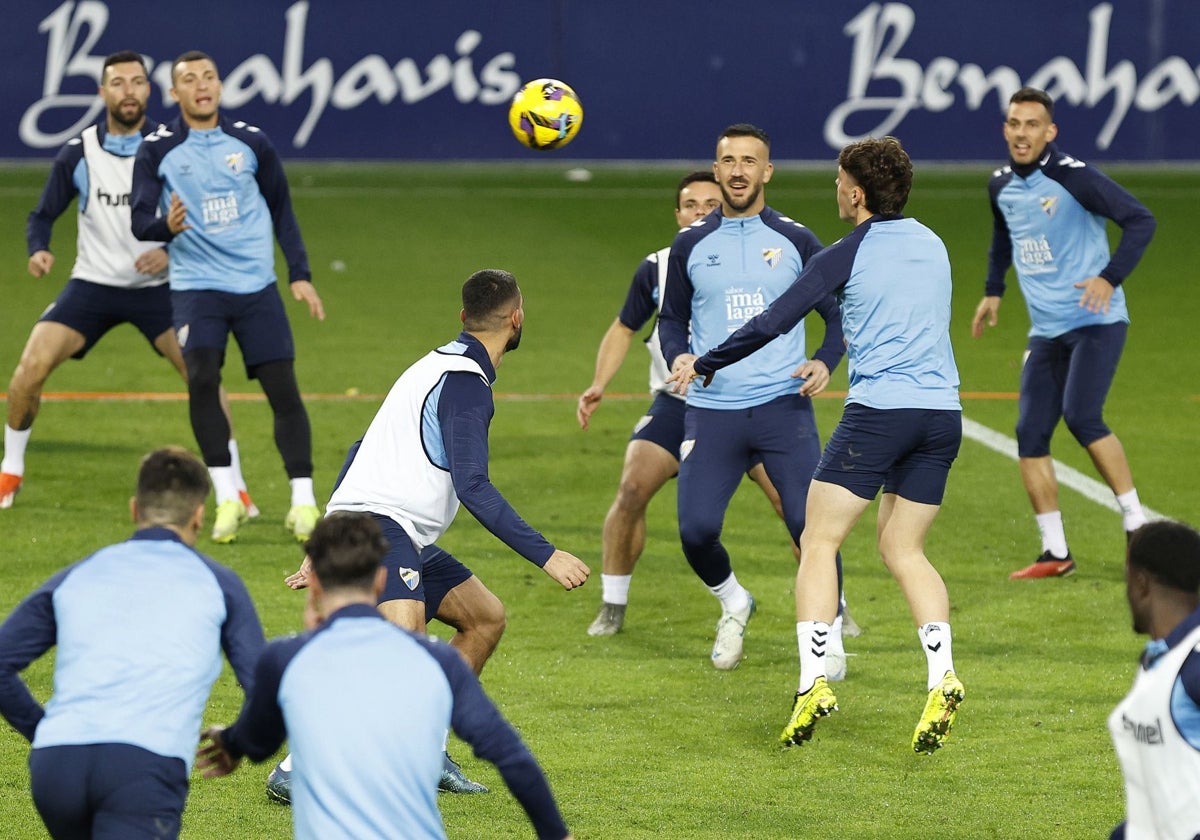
[961,416,1165,521]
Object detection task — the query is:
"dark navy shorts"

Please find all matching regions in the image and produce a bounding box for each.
[171,285,295,378]
[38,278,172,360]
[1016,322,1126,456]
[29,743,187,840]
[629,391,763,471]
[815,404,962,505]
[678,393,820,547]
[372,513,473,622]
[629,391,687,455]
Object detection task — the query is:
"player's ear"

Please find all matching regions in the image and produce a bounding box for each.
[763,161,774,184]
[459,308,467,324]
[190,502,205,534]
[129,496,138,523]
[1046,122,1058,142]
[372,566,387,599]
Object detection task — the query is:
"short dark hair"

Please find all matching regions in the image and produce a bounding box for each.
[304,512,389,593]
[461,269,521,331]
[102,51,147,81]
[676,171,717,207]
[136,446,210,528]
[172,50,217,83]
[1009,86,1055,119]
[1128,519,1200,593]
[718,123,770,150]
[838,136,913,216]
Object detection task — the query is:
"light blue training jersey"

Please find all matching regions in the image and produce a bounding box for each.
[0,528,264,769]
[130,115,311,294]
[658,206,844,410]
[696,214,960,411]
[986,143,1155,339]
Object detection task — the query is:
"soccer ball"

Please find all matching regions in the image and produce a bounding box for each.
[508,79,583,151]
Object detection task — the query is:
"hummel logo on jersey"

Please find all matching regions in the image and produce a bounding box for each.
[1040,196,1057,217]
[225,151,245,174]
[399,567,421,591]
[762,247,783,268]
[1121,713,1164,745]
[95,188,130,207]
[679,440,695,461]
[707,253,721,266]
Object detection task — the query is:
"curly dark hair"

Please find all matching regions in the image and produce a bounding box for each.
[837,136,913,216]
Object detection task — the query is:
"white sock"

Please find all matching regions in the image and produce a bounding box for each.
[2,426,32,475]
[828,614,845,658]
[919,622,955,690]
[1035,511,1069,558]
[279,754,293,772]
[708,573,750,615]
[796,620,830,694]
[209,466,238,504]
[1116,489,1148,533]
[600,574,632,605]
[290,477,316,507]
[228,439,247,493]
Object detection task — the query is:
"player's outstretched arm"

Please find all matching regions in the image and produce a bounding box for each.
[578,319,636,430]
[542,550,590,590]
[971,295,1002,338]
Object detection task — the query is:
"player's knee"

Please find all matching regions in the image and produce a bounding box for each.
[256,360,304,413]
[1014,422,1052,459]
[678,515,720,554]
[184,350,223,397]
[1062,408,1109,448]
[613,473,657,514]
[12,350,60,390]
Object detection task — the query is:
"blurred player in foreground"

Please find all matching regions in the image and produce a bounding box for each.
[197,512,574,840]
[3,50,254,515]
[671,136,964,753]
[1108,519,1200,839]
[971,86,1156,580]
[0,446,264,838]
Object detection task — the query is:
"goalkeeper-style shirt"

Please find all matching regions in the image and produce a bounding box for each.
[658,206,844,410]
[985,142,1155,339]
[220,603,569,840]
[695,214,960,412]
[130,115,310,293]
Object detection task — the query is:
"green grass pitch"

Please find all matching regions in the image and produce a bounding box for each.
[1,160,1198,838]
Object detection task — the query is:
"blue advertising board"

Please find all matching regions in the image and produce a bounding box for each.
[3,1,1198,161]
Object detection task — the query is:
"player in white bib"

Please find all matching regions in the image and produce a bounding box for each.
[1109,520,1200,839]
